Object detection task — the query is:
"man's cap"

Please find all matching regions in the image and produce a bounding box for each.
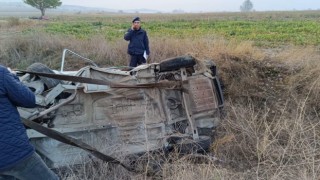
[132,17,140,23]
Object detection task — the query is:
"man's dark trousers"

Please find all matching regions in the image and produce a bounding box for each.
[130,54,146,67]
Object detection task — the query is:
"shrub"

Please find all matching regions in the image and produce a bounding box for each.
[7,17,20,27]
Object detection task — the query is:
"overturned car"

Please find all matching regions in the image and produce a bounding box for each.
[17,50,224,170]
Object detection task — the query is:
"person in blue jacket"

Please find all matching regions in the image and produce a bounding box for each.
[124,17,150,67]
[0,65,58,180]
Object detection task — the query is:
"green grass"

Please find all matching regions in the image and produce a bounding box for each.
[12,11,320,47]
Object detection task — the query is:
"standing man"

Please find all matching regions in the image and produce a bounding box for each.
[124,17,150,67]
[0,65,59,180]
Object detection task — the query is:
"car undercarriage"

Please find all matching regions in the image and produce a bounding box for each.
[17,51,224,171]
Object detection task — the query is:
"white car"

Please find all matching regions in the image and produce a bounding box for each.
[17,49,224,170]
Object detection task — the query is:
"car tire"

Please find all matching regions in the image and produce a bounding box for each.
[27,63,60,89]
[159,55,196,72]
[172,136,212,154]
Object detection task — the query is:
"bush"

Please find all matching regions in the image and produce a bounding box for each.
[7,17,20,27]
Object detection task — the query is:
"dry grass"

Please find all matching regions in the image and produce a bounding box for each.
[212,99,320,180]
[0,32,264,69]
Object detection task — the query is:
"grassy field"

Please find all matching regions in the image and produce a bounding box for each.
[43,12,320,46]
[1,11,320,179]
[2,11,320,46]
[0,11,319,69]
[2,11,318,47]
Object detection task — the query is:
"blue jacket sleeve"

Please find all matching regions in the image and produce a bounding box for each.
[124,28,134,41]
[3,68,36,108]
[144,32,150,55]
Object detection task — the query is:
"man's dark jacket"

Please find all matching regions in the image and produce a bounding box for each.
[0,65,36,171]
[124,28,150,56]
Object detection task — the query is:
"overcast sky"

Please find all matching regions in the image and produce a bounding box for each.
[61,0,320,12]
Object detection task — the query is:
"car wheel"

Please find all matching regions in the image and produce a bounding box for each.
[168,136,212,154]
[159,55,196,72]
[27,63,60,89]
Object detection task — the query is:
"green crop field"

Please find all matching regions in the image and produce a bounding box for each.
[14,11,319,47]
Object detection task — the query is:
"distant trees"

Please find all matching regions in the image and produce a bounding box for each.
[240,0,253,12]
[23,0,62,17]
